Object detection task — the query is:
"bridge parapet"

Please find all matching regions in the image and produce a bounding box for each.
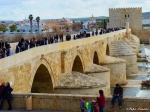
[1,93,149,111]
[0,29,127,70]
[0,29,134,94]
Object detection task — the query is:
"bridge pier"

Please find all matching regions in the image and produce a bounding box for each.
[101,56,127,85]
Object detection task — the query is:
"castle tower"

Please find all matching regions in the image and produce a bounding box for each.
[109,7,142,31]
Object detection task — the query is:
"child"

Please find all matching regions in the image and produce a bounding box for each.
[80,97,85,112]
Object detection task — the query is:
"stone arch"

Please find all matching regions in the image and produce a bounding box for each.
[106,44,110,56]
[93,51,99,65]
[72,53,84,73]
[31,58,54,93]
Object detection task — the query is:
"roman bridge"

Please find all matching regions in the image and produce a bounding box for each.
[0,27,140,96]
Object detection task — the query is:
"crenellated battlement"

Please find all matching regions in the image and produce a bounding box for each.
[109,7,142,11]
[109,7,142,30]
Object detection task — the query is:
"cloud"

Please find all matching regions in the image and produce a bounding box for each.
[0,0,149,20]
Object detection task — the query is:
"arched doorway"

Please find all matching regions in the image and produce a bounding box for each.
[72,55,84,73]
[31,64,53,93]
[93,51,99,65]
[106,44,110,55]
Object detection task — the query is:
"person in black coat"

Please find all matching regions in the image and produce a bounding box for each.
[5,82,13,110]
[111,84,123,108]
[0,83,5,110]
[15,45,20,53]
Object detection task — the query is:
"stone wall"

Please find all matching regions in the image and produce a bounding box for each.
[2,93,150,112]
[85,72,111,96]
[103,62,127,85]
[117,55,138,75]
[132,29,150,44]
[109,8,142,31]
[0,29,129,94]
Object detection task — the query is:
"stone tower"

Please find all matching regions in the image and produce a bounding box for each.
[109,7,142,31]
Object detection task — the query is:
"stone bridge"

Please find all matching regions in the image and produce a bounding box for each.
[0,27,140,96]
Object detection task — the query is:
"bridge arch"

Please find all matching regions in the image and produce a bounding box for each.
[93,51,99,65]
[106,44,110,56]
[31,58,54,93]
[72,51,84,73]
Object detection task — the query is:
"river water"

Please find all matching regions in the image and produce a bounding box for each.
[111,45,150,97]
[136,45,150,98]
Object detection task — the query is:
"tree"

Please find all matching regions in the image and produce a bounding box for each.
[9,24,17,32]
[0,24,7,32]
[29,14,33,33]
[72,22,82,31]
[36,16,40,33]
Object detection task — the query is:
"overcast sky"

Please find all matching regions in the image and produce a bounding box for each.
[0,0,149,21]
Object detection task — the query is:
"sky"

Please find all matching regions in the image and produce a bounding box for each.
[0,0,149,21]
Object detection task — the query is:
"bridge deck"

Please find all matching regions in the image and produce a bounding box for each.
[0,29,126,70]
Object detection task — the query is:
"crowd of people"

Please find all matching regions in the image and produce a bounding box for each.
[0,27,123,59]
[80,84,123,112]
[0,82,13,110]
[0,41,13,59]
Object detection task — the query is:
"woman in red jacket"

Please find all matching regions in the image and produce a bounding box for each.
[96,90,106,112]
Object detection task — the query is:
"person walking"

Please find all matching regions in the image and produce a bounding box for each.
[0,83,5,110]
[80,97,85,112]
[111,84,123,108]
[5,82,13,110]
[97,90,106,112]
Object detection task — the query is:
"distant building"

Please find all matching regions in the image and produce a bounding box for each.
[109,7,142,31]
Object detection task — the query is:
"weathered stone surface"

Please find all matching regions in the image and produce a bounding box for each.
[2,93,150,112]
[110,40,135,56]
[0,29,139,95]
[85,64,110,73]
[117,55,138,75]
[133,29,150,44]
[109,39,138,75]
[102,56,127,85]
[56,72,106,89]
[102,56,126,64]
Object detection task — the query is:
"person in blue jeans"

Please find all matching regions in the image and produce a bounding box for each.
[111,84,123,108]
[80,97,85,112]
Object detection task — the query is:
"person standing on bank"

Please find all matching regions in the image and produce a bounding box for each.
[97,90,106,112]
[0,83,5,110]
[111,84,123,108]
[5,82,13,110]
[80,97,85,112]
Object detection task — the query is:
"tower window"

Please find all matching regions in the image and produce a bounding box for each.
[128,15,129,17]
[125,15,126,17]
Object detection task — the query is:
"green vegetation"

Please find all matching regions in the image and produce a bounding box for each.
[0,24,7,32]
[9,24,17,32]
[137,58,148,62]
[29,14,33,33]
[36,16,40,33]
